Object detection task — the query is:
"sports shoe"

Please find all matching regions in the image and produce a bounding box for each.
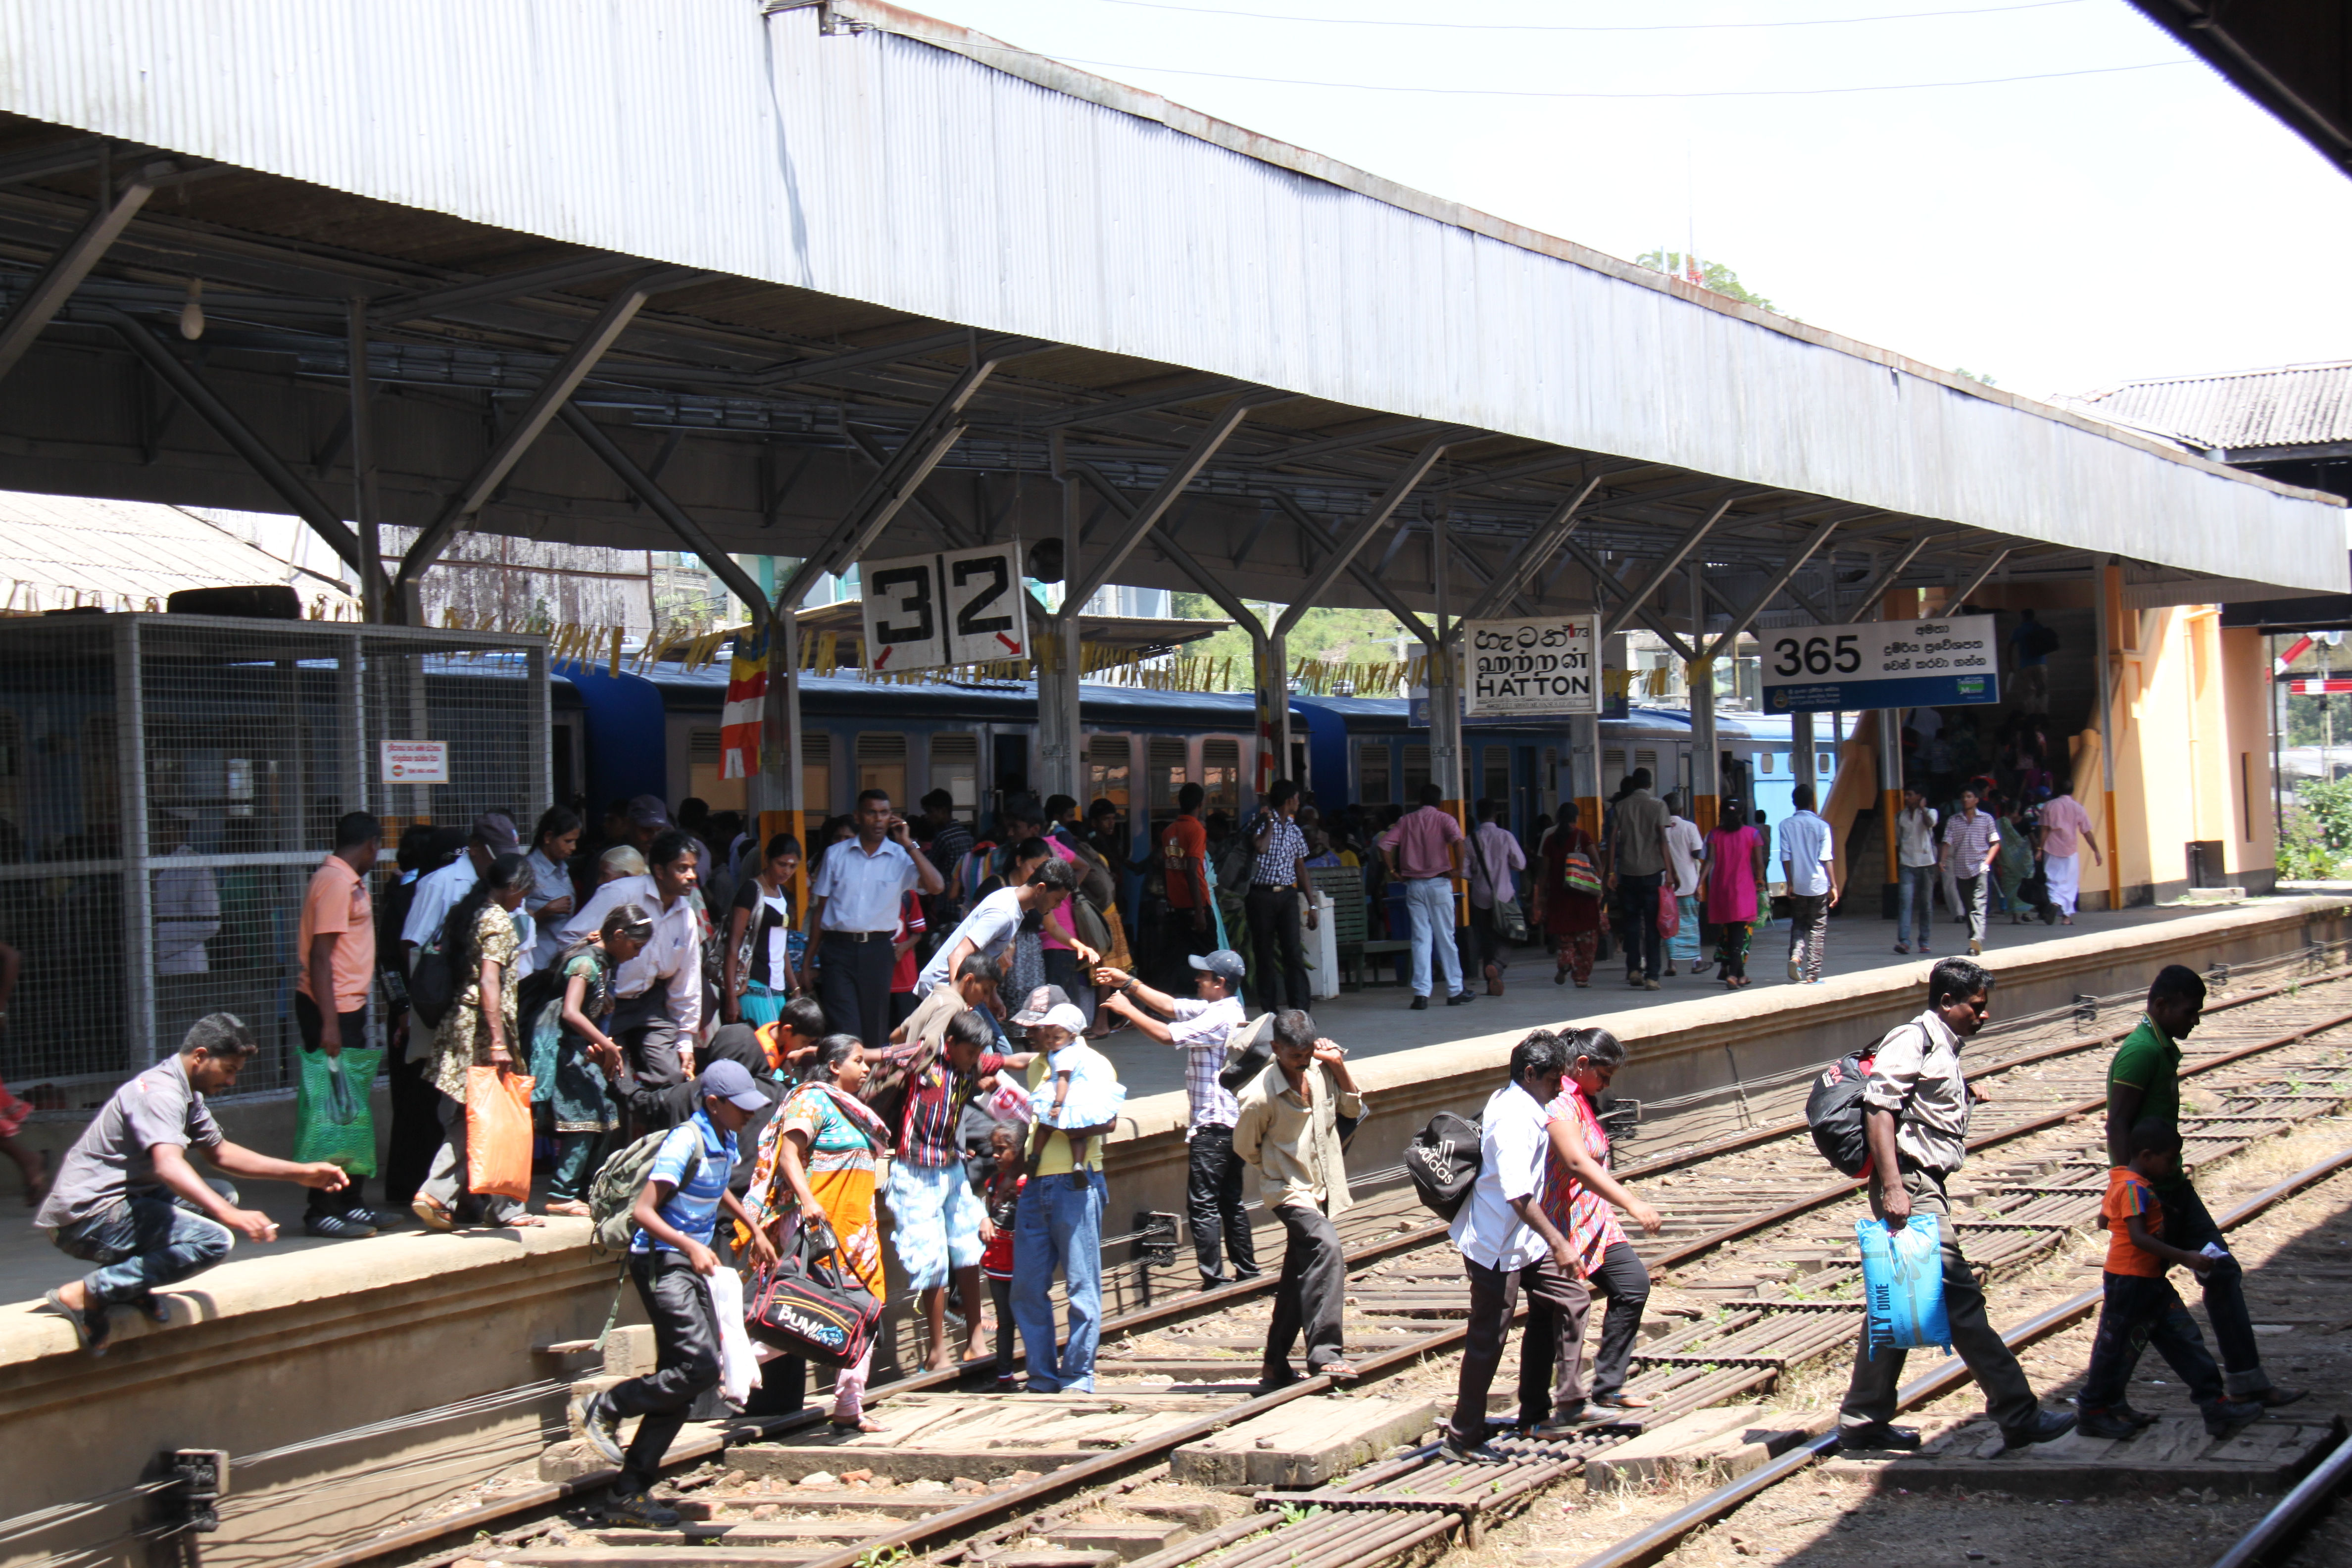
[305,1212,377,1239]
[571,1390,626,1467]
[599,1490,680,1530]
[1788,958,1803,982]
[1836,1422,1921,1452]
[1999,1410,2076,1451]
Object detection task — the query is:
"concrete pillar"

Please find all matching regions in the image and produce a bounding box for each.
[2099,559,2124,910]
[1571,706,1601,847]
[1253,624,1288,799]
[1791,710,1816,802]
[1038,444,1084,804]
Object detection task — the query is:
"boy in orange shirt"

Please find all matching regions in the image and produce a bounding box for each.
[2078,1122,2261,1439]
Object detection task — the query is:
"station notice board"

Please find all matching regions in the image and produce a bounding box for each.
[1463,614,1598,717]
[1761,615,2000,713]
[382,739,450,784]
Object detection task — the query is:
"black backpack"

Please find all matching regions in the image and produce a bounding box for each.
[1805,1050,1881,1177]
[1406,1111,1483,1220]
[408,939,457,1029]
[2022,620,2060,658]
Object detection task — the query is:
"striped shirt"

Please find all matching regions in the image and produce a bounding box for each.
[895,1045,1009,1168]
[1251,817,1308,887]
[1942,809,2001,874]
[1167,993,1246,1134]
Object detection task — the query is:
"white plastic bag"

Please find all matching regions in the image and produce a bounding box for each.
[705,1267,758,1410]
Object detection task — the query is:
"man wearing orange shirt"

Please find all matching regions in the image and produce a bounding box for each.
[1159,783,1214,980]
[294,812,383,1238]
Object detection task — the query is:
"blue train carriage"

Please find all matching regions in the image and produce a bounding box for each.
[554,659,1310,869]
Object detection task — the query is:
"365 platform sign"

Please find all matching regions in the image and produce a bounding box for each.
[1464,614,1598,717]
[858,542,1028,671]
[1761,615,2000,713]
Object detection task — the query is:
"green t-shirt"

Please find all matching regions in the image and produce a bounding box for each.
[2108,1016,2183,1187]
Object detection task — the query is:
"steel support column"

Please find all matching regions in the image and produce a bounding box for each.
[1689,562,1718,833]
[1062,392,1285,608]
[1431,512,1466,925]
[1791,710,1816,807]
[0,163,167,385]
[346,297,392,620]
[94,307,365,574]
[1876,582,1914,919]
[1599,496,1736,638]
[2100,560,2125,910]
[1039,434,1085,806]
[1463,471,1611,622]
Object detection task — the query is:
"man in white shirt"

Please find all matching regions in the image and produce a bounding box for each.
[1778,785,1838,984]
[1096,949,1256,1291]
[397,813,520,1066]
[562,830,705,1106]
[916,857,1078,994]
[1663,795,1706,977]
[1443,1029,1591,1462]
[1894,787,1940,956]
[809,790,943,1050]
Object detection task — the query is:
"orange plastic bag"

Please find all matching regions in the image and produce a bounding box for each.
[466,1065,536,1201]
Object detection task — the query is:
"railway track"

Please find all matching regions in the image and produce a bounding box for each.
[315,951,2352,1568]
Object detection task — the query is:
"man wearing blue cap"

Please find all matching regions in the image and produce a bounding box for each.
[1096,950,1257,1292]
[572,1059,776,1529]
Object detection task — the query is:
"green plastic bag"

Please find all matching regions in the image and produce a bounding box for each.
[294,1045,384,1176]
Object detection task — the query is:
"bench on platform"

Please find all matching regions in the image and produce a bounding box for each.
[1312,865,1409,989]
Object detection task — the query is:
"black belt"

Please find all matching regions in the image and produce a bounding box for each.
[823,929,892,943]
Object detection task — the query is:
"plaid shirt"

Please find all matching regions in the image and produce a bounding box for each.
[1251,816,1308,887]
[1167,993,1246,1135]
[1942,809,2001,874]
[896,1047,1008,1167]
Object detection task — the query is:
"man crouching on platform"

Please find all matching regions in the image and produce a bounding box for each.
[1232,1008,1365,1393]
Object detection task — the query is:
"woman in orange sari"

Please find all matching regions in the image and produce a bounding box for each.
[741,1033,891,1432]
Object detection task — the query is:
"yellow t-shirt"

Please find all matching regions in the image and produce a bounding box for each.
[1027,1055,1105,1174]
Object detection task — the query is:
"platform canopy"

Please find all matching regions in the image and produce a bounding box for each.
[0,0,2337,650]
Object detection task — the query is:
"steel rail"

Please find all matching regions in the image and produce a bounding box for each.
[1573,1144,2352,1568]
[2207,1424,2352,1568]
[301,982,2352,1568]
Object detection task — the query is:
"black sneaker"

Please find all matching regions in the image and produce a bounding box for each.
[1837,1422,1922,1452]
[570,1390,625,1467]
[2000,1410,2076,1451]
[599,1490,680,1530]
[1439,1431,1509,1464]
[305,1212,378,1239]
[1447,992,1473,1005]
[1410,995,1429,1010]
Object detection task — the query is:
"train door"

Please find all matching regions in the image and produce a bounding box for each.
[1540,746,1561,823]
[802,730,835,821]
[1202,737,1242,821]
[1402,743,1431,803]
[1355,737,1393,811]
[1720,749,1754,824]
[1478,744,1511,813]
[991,727,1028,814]
[1086,732,1132,822]
[1601,745,1625,799]
[1145,734,1188,843]
[930,732,980,824]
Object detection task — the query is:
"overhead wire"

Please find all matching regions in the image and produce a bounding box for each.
[1078,0,2092,30]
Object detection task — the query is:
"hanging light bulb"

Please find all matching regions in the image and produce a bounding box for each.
[179,278,205,341]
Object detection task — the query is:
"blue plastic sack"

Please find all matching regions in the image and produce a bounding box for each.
[1856,1214,1951,1353]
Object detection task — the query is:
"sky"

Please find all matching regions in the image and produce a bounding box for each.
[926,0,2352,403]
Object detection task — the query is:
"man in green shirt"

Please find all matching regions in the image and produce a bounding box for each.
[2107,965,2302,1408]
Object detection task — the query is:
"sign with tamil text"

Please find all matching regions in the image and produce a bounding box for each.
[1761,615,2000,713]
[381,740,449,784]
[859,541,1028,672]
[1463,614,1598,718]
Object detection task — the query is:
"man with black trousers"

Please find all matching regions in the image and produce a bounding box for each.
[1095,949,1255,1290]
[1243,781,1316,1013]
[808,789,943,1049]
[293,811,383,1237]
[1233,1008,1364,1391]
[1605,769,1671,990]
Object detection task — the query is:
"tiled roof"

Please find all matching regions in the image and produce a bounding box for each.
[0,491,355,614]
[2058,362,2352,454]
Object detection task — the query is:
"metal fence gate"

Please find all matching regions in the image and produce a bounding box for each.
[0,615,546,1105]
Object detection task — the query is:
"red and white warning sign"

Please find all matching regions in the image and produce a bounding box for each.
[382,740,450,784]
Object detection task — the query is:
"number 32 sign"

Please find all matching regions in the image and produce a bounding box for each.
[859,542,1029,671]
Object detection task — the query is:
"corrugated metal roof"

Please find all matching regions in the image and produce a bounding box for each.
[0,490,357,613]
[0,0,2338,593]
[2059,363,2352,455]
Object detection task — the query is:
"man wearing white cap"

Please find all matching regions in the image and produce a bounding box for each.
[1007,986,1122,1393]
[1095,950,1257,1292]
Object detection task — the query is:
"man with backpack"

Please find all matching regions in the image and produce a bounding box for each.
[570,1059,777,1527]
[1834,956,2074,1453]
[1441,1029,1591,1461]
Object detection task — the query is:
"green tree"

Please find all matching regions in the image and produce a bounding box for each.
[1636,249,1780,315]
[1169,594,1410,685]
[1952,368,1999,387]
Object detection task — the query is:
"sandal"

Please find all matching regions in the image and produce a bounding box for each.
[411,1196,456,1233]
[41,1287,109,1355]
[831,1415,886,1434]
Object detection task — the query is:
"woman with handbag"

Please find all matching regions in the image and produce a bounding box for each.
[1698,801,1765,990]
[740,1033,893,1432]
[1532,802,1604,987]
[531,904,651,1217]
[414,853,542,1230]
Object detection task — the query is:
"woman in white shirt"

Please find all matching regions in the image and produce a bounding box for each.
[524,806,583,974]
[724,834,804,1029]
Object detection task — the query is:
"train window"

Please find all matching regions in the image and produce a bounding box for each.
[1086,734,1131,816]
[1147,735,1187,823]
[1357,741,1391,807]
[802,731,833,817]
[1818,750,1835,776]
[1757,751,1774,774]
[930,733,979,821]
[1402,744,1430,803]
[1202,738,1240,816]
[858,732,908,808]
[1480,746,1509,809]
[1601,747,1625,798]
[686,727,743,812]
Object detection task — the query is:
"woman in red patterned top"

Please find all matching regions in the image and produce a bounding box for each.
[1531,803,1604,988]
[1522,1028,1666,1417]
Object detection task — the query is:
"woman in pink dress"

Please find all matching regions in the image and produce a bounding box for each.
[1699,798,1766,989]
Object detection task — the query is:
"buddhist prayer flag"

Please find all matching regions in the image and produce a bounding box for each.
[721,629,768,780]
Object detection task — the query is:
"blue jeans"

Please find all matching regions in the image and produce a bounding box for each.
[1404,877,1463,998]
[1896,865,1937,947]
[51,1178,239,1306]
[1012,1168,1106,1392]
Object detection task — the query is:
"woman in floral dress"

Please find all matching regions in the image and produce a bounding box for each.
[415,852,540,1230]
[530,903,650,1216]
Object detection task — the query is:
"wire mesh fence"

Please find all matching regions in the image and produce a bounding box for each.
[0,615,545,1107]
